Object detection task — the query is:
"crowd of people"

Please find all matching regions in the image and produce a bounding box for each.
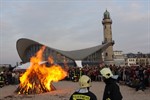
[65,64,150,91]
[0,64,150,92]
[0,70,20,87]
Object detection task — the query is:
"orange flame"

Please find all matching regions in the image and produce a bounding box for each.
[18,46,67,94]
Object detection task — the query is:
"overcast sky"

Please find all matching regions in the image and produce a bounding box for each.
[0,0,150,66]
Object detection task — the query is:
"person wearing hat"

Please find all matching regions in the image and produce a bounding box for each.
[100,68,123,100]
[69,75,97,100]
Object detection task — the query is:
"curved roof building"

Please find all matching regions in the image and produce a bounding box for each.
[16,10,115,66]
[17,38,113,64]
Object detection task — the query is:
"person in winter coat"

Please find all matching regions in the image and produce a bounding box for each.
[100,67,123,100]
[69,75,97,100]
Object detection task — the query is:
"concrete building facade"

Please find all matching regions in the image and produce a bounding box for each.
[125,53,150,66]
[113,50,125,66]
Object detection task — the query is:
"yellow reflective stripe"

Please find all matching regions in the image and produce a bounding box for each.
[73,94,90,100]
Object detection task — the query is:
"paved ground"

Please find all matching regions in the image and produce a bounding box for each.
[0,81,150,100]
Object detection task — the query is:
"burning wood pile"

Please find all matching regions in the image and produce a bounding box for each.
[15,46,67,94]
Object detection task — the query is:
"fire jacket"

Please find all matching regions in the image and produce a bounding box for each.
[69,88,97,100]
[0,75,4,83]
[103,78,123,100]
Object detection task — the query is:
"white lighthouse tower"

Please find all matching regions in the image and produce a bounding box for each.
[102,10,114,65]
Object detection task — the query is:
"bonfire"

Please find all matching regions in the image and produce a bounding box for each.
[15,46,67,94]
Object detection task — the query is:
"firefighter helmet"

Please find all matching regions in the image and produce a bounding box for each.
[100,68,113,79]
[79,75,92,88]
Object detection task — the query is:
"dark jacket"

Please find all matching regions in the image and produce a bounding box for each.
[70,88,97,100]
[103,78,123,100]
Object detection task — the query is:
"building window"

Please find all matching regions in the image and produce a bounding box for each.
[112,55,114,58]
[106,52,108,56]
[105,38,107,42]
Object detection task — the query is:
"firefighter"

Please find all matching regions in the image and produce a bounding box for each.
[73,68,78,82]
[69,75,97,100]
[100,68,123,100]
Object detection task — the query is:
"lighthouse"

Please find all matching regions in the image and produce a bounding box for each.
[102,10,114,65]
